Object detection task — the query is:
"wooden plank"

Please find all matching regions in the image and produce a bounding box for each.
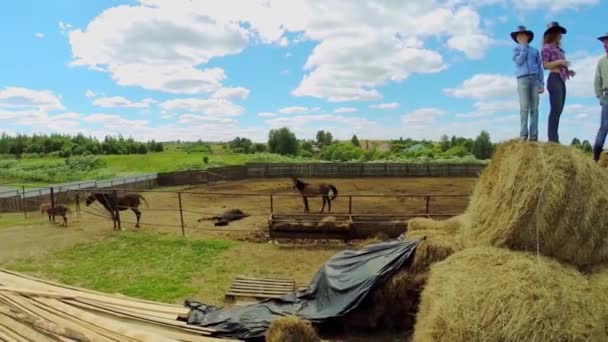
[0,313,56,342]
[226,289,291,297]
[0,305,91,342]
[234,276,294,284]
[231,281,294,288]
[229,285,293,293]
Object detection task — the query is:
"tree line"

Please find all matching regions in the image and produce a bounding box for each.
[0,133,164,158]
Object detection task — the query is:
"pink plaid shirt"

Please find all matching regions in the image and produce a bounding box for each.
[542,43,570,81]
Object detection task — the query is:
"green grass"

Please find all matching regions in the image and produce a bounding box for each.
[0,212,46,229]
[7,232,232,302]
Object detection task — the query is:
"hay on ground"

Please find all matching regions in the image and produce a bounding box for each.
[407,215,466,235]
[266,316,320,342]
[462,140,608,268]
[405,229,462,273]
[413,247,606,342]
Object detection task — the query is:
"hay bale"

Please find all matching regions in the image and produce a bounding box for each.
[413,247,606,342]
[589,268,608,336]
[266,316,320,342]
[463,140,608,268]
[405,229,462,273]
[407,215,466,235]
[599,151,608,168]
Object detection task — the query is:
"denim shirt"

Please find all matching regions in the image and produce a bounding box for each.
[513,44,545,87]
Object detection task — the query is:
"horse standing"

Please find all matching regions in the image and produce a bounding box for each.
[45,204,71,227]
[85,192,148,230]
[291,177,338,213]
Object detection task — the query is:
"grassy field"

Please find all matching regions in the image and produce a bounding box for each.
[0,150,312,186]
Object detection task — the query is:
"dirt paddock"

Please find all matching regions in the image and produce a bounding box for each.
[75,177,477,236]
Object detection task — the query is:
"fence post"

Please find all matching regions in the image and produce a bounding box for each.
[177,192,185,237]
[270,194,274,214]
[348,196,353,214]
[50,187,55,222]
[75,193,81,218]
[22,186,27,219]
[425,196,431,217]
[113,190,122,231]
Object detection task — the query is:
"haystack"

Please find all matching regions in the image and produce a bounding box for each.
[413,247,606,342]
[405,228,462,273]
[599,151,608,168]
[407,215,466,235]
[266,316,321,342]
[462,140,608,268]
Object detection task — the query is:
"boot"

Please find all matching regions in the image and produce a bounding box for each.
[593,147,602,162]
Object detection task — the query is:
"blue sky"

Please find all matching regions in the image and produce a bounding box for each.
[0,0,605,143]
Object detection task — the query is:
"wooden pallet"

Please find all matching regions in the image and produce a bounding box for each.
[224,276,296,304]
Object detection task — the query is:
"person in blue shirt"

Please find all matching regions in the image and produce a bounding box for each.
[512,25,545,141]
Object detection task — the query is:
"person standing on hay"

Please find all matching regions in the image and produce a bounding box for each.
[542,22,576,143]
[512,25,544,142]
[592,33,608,162]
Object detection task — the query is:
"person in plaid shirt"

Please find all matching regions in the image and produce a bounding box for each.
[542,22,576,143]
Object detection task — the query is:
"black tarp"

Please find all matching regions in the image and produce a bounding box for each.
[183,237,420,340]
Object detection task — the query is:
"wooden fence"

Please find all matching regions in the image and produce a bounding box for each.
[157,162,486,187]
[1,162,485,213]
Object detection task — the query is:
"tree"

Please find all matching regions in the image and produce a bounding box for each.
[268,128,298,155]
[351,134,360,147]
[439,134,450,152]
[253,143,267,153]
[582,140,593,153]
[571,138,581,148]
[316,130,333,147]
[472,130,493,160]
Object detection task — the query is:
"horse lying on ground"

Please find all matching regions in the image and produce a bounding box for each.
[45,204,71,227]
[85,192,148,230]
[198,209,249,226]
[291,176,338,213]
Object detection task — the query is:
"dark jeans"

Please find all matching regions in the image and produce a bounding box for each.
[547,73,566,143]
[593,94,608,161]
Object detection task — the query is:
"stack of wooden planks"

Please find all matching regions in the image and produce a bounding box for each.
[224,276,297,307]
[0,268,238,342]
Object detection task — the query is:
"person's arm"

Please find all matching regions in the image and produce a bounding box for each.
[595,60,603,99]
[513,45,527,65]
[537,50,545,88]
[541,46,566,69]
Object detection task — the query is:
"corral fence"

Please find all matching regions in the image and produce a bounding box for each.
[0,162,485,214]
[32,187,470,241]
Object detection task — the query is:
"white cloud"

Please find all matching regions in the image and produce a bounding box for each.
[84,113,149,127]
[457,100,520,118]
[511,0,598,11]
[68,0,493,101]
[334,107,358,113]
[257,112,277,118]
[265,114,379,139]
[401,108,448,126]
[0,87,64,111]
[211,87,250,100]
[568,53,604,98]
[35,33,45,39]
[177,114,236,124]
[107,64,226,94]
[370,102,400,110]
[444,74,516,99]
[85,89,97,98]
[59,21,73,34]
[159,98,244,116]
[279,106,309,114]
[92,96,156,108]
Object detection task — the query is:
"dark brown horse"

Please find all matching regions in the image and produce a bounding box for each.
[291,176,338,213]
[45,204,71,227]
[85,192,148,230]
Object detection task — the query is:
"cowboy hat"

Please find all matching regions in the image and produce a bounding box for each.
[510,25,534,43]
[544,21,567,36]
[598,33,608,42]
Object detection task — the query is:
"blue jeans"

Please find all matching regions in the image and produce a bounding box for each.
[593,94,608,161]
[517,75,540,141]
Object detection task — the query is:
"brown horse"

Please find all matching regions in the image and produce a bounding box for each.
[85,192,148,230]
[291,176,338,213]
[45,204,71,227]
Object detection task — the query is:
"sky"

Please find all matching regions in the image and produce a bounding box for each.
[0,0,606,143]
